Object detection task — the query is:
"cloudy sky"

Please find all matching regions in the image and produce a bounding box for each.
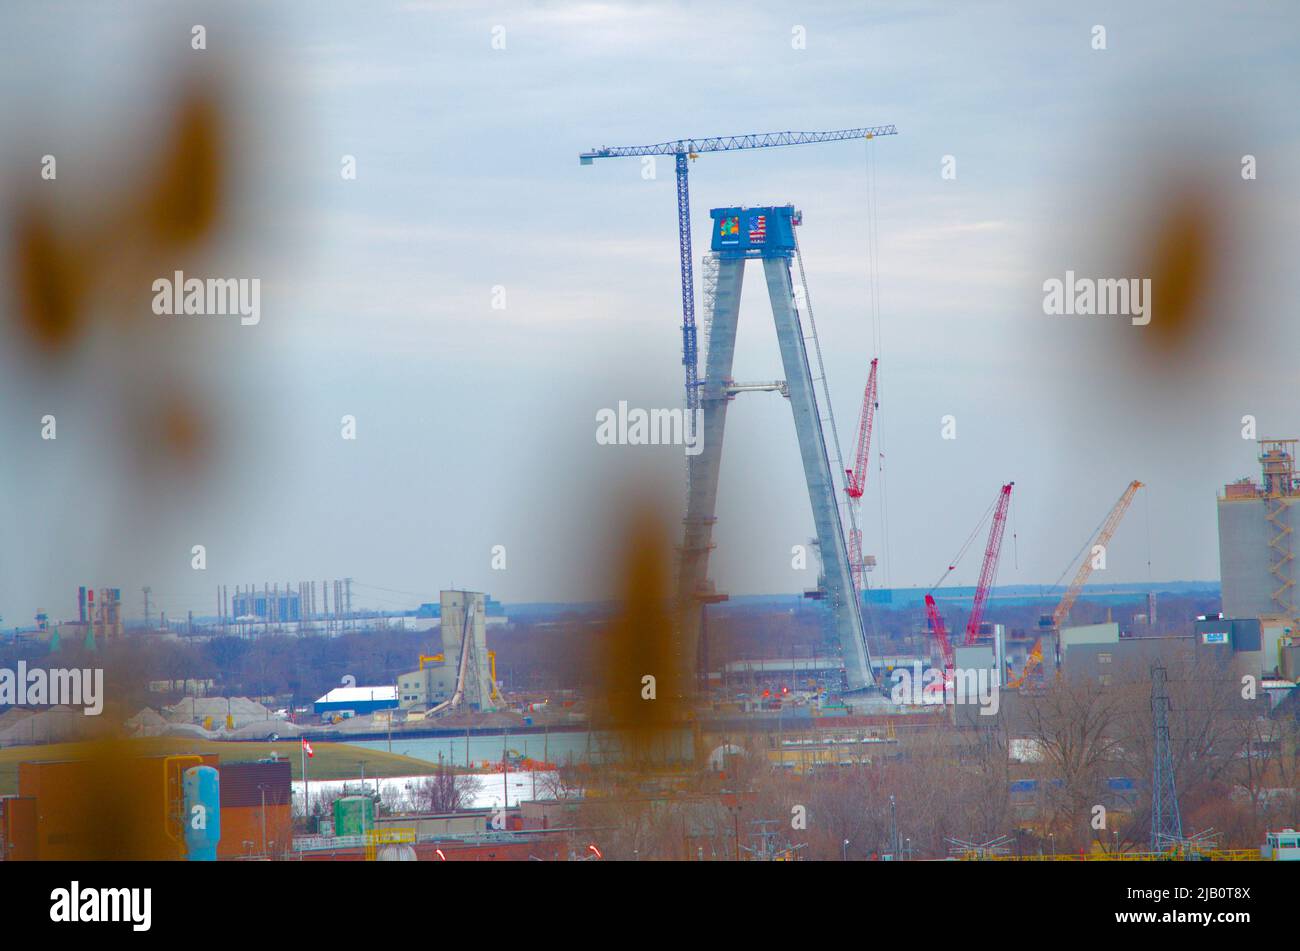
[2,1,1299,626]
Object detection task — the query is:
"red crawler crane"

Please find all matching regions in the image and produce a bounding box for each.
[845,358,879,590]
[845,358,879,500]
[924,593,954,676]
[964,482,1014,646]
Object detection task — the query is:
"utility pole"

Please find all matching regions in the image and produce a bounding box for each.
[259,784,269,856]
[734,806,743,861]
[889,794,900,858]
[301,740,310,826]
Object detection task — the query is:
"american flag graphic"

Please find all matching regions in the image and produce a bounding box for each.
[748,214,766,241]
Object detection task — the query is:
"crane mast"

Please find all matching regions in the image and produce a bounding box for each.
[964,482,1014,645]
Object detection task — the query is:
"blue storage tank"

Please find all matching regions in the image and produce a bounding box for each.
[182,765,221,861]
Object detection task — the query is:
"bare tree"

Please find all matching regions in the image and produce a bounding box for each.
[1022,673,1127,850]
[411,762,482,814]
[536,760,585,800]
[1270,716,1300,831]
[953,713,1013,842]
[1109,652,1249,842]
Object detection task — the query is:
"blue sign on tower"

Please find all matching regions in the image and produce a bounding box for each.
[709,205,801,259]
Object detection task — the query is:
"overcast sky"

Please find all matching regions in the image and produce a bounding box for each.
[2,1,1300,626]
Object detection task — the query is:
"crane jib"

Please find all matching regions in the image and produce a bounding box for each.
[579,126,898,161]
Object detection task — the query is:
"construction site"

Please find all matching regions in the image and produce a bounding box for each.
[0,116,1296,869]
[0,18,1297,933]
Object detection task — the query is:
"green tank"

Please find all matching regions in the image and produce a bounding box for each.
[333,795,375,837]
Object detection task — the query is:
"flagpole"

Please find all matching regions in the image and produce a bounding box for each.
[302,738,309,824]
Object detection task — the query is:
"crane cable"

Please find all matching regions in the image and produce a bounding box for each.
[929,492,1000,593]
[1011,491,1020,571]
[1050,506,1112,594]
[1145,488,1153,583]
[864,134,893,592]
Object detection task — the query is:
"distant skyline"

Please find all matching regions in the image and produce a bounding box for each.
[3,1,1300,626]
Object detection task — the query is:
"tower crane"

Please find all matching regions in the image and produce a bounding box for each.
[845,358,879,590]
[965,482,1014,645]
[1009,479,1144,688]
[580,126,897,419]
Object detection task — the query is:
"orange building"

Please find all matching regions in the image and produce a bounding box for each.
[11,750,219,860]
[1,750,292,860]
[216,760,293,860]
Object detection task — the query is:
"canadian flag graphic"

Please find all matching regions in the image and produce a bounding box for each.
[302,738,314,758]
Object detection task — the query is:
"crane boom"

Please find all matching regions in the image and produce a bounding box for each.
[845,358,879,590]
[579,126,899,161]
[965,482,1014,645]
[846,358,879,499]
[1053,480,1144,629]
[1010,479,1143,689]
[924,594,954,673]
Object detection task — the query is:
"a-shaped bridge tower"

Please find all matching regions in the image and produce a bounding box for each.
[678,205,873,691]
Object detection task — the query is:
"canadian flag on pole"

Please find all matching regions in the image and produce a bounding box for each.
[302,738,314,758]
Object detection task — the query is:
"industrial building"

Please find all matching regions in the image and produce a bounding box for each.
[1216,439,1300,681]
[398,590,497,713]
[232,588,302,623]
[1218,439,1300,619]
[314,685,399,718]
[1054,615,1278,690]
[1193,615,1263,671]
[49,586,123,647]
[216,760,294,858]
[214,579,365,637]
[1061,634,1195,684]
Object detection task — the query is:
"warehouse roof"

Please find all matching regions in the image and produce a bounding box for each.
[314,686,398,705]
